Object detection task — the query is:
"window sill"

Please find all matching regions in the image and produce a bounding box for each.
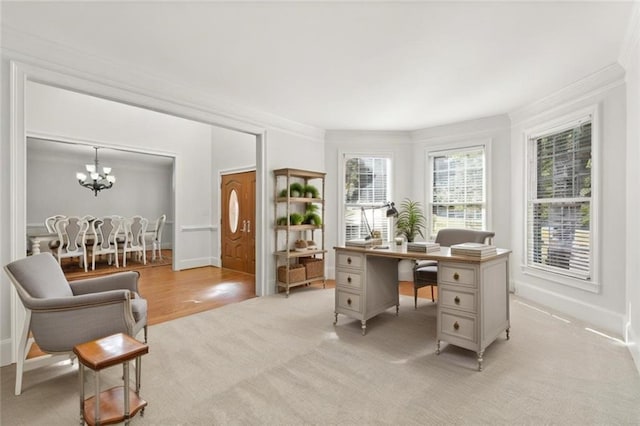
[521,265,600,293]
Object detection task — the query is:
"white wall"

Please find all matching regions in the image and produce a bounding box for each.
[25,81,211,269]
[27,140,173,246]
[510,67,627,336]
[211,126,257,267]
[624,4,640,371]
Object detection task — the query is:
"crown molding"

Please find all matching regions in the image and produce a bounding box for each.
[508,63,625,127]
[1,25,325,142]
[325,129,411,144]
[619,0,640,70]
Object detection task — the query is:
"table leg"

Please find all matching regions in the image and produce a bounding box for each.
[31,238,41,255]
[79,364,85,425]
[94,370,100,425]
[124,361,130,424]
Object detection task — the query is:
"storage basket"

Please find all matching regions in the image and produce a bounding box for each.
[277,264,306,283]
[299,257,324,279]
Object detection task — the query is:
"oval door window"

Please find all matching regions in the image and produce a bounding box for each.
[229,189,240,233]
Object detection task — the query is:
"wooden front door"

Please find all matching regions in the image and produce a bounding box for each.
[221,171,256,274]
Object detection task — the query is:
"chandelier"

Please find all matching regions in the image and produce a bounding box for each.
[76,146,116,196]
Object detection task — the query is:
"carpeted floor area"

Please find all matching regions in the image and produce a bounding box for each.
[2,288,639,425]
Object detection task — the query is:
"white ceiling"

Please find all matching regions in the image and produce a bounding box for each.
[2,1,634,131]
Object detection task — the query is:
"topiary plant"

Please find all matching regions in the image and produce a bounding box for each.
[303,184,319,198]
[289,182,304,197]
[289,212,304,225]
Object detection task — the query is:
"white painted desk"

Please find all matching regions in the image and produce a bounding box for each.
[334,245,511,370]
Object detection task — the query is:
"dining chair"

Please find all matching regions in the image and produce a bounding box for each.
[44,215,66,233]
[412,228,495,309]
[121,216,148,267]
[147,214,166,261]
[89,217,122,270]
[53,216,89,272]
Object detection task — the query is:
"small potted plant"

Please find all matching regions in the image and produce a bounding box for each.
[289,182,304,197]
[304,184,319,199]
[395,198,426,243]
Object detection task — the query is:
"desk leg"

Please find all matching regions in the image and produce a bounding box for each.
[94,370,100,425]
[436,340,441,355]
[476,350,484,372]
[333,312,338,325]
[361,320,367,336]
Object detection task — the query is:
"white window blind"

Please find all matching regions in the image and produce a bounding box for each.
[428,146,486,239]
[344,155,392,241]
[527,118,592,280]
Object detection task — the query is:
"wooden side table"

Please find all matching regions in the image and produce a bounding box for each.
[73,333,149,426]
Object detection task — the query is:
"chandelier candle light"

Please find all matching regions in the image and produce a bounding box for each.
[76,146,116,196]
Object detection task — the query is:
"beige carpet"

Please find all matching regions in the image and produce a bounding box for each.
[2,288,640,425]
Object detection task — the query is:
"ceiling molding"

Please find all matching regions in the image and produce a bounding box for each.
[325,130,411,144]
[619,0,640,70]
[1,25,325,142]
[508,63,625,127]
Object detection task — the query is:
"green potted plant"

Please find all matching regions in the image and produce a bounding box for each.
[395,198,426,242]
[289,182,304,197]
[303,184,319,198]
[303,203,322,225]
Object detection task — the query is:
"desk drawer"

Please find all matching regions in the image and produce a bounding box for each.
[439,309,477,344]
[439,264,476,287]
[336,252,364,270]
[336,290,362,313]
[336,270,362,289]
[439,287,476,313]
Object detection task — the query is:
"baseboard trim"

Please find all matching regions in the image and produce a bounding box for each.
[1,338,14,367]
[628,323,640,375]
[177,257,214,270]
[514,279,625,337]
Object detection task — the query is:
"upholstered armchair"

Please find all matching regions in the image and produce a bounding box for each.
[3,253,147,395]
[413,229,495,309]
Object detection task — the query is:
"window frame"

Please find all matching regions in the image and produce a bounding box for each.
[339,151,394,245]
[425,139,492,241]
[523,105,600,293]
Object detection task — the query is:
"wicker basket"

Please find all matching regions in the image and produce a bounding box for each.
[299,257,324,279]
[277,264,306,283]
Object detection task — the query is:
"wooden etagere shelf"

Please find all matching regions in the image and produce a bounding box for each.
[274,168,326,297]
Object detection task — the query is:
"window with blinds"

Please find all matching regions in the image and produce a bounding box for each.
[428,146,486,239]
[343,155,392,241]
[527,118,592,280]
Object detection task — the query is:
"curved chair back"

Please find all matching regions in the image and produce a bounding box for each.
[45,215,66,233]
[96,217,122,250]
[154,214,167,242]
[126,216,148,249]
[55,217,89,254]
[435,228,495,246]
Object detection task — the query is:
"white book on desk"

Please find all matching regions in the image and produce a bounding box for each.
[407,242,441,253]
[450,242,497,258]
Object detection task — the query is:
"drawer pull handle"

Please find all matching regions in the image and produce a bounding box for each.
[454,296,460,305]
[347,298,352,306]
[453,321,460,331]
[347,276,352,283]
[347,257,352,265]
[453,272,460,280]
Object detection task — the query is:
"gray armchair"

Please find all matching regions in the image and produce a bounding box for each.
[4,252,147,395]
[412,228,495,309]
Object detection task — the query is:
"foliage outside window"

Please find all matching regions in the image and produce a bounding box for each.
[344,155,392,241]
[428,146,486,239]
[527,117,592,280]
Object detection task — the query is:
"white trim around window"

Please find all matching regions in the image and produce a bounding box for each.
[522,104,600,293]
[338,150,394,245]
[424,139,492,240]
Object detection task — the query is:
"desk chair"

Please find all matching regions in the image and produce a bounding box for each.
[413,228,495,309]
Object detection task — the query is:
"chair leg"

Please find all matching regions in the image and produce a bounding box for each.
[144,325,148,343]
[15,310,32,395]
[431,285,435,302]
[414,286,418,310]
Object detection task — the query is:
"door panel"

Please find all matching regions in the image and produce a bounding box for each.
[221,171,256,274]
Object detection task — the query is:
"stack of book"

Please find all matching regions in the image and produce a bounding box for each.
[450,243,497,258]
[346,238,382,248]
[407,242,441,253]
